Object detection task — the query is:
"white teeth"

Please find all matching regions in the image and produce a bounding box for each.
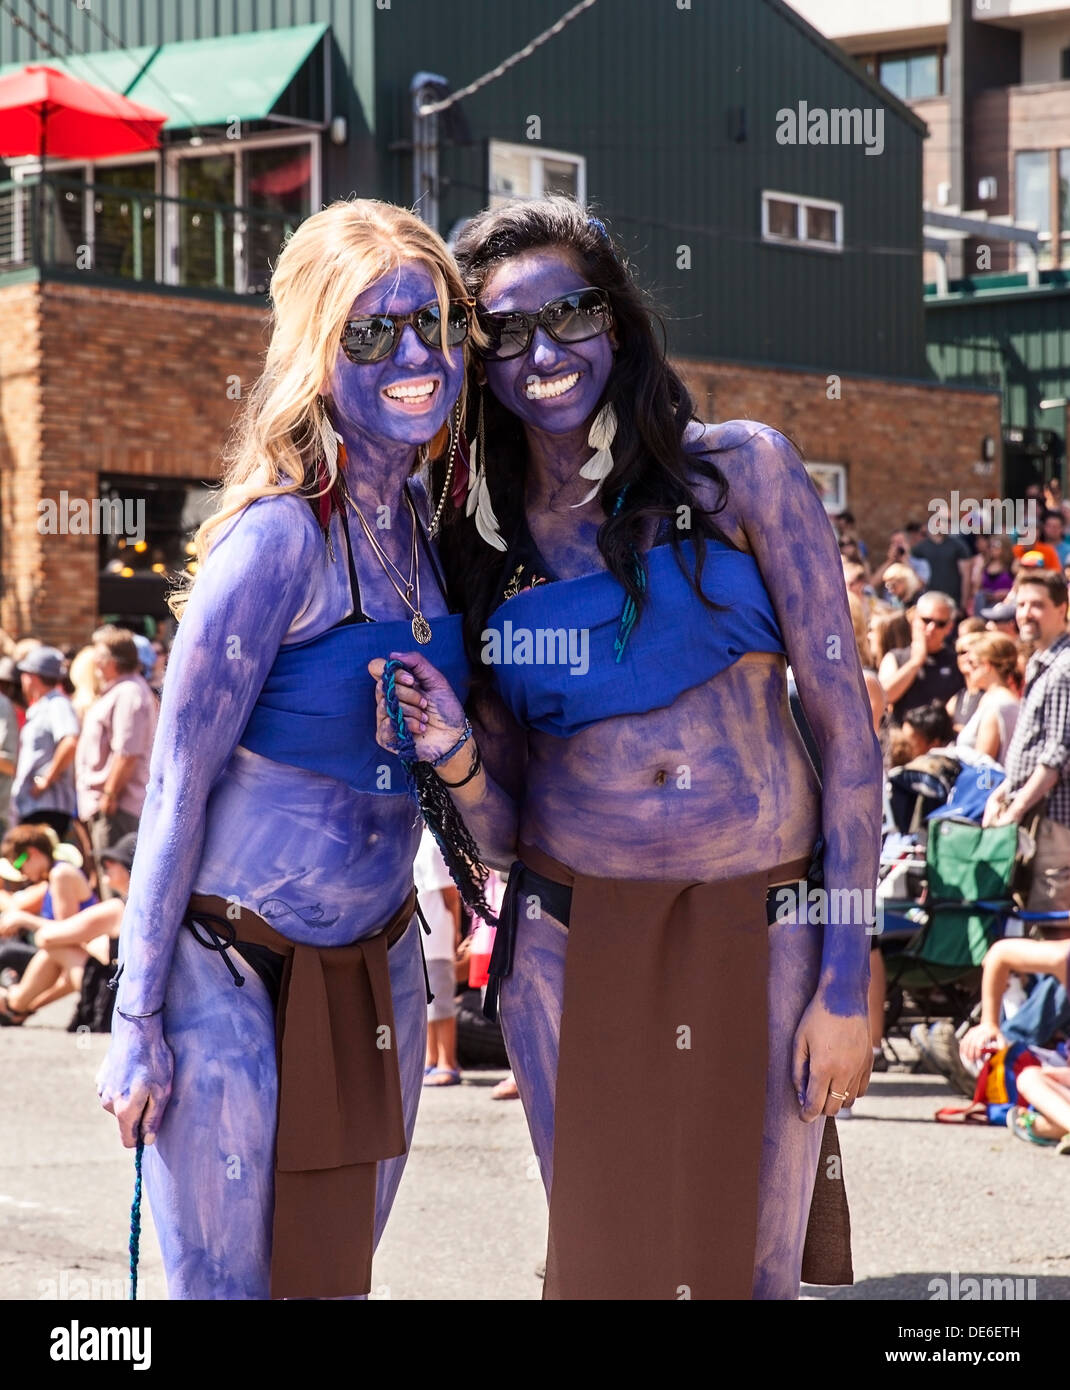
[525,371,580,400]
[385,380,436,399]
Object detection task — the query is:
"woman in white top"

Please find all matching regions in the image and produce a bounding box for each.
[955,631,1021,766]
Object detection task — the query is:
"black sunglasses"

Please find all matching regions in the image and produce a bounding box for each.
[476,286,613,361]
[340,297,474,365]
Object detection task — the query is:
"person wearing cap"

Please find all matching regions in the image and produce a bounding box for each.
[74,627,157,893]
[0,830,127,1027]
[11,646,79,839]
[0,657,18,836]
[981,600,1019,637]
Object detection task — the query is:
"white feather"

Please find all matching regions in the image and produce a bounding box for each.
[475,474,507,550]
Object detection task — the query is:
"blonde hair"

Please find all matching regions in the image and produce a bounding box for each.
[848,591,874,668]
[170,199,471,618]
[883,563,922,601]
[68,645,101,720]
[969,631,1019,684]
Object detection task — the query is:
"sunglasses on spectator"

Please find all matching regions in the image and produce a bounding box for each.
[476,287,613,360]
[340,297,474,364]
[921,616,951,628]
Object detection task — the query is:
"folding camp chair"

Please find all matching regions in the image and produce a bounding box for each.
[880,818,1021,1028]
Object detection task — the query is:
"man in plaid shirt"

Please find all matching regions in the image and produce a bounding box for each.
[984,569,1070,909]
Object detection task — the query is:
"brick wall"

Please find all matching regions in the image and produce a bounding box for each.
[0,278,1003,649]
[0,279,269,648]
[0,283,43,643]
[971,82,1070,272]
[675,356,1003,558]
[913,95,951,284]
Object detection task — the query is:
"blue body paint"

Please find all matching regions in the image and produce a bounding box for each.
[97,262,464,1299]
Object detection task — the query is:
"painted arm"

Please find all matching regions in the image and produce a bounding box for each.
[369,656,523,870]
[740,429,882,999]
[733,428,882,1117]
[97,496,318,1146]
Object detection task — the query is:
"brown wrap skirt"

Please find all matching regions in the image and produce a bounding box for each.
[184,890,415,1300]
[506,842,853,1301]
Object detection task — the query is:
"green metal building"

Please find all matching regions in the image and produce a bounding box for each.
[1,0,928,378]
[926,272,1070,494]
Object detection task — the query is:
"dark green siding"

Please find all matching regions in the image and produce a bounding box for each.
[4,0,926,375]
[927,281,1070,437]
[372,0,926,376]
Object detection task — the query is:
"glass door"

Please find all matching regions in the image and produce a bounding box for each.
[175,152,237,290]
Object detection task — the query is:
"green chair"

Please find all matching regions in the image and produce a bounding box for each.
[881,818,1021,1027]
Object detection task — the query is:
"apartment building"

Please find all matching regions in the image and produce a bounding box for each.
[788,0,1070,496]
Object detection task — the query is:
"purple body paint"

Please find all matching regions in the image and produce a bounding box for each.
[96,263,464,1299]
[411,248,881,1296]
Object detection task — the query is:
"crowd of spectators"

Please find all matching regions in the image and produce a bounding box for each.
[0,626,165,1030]
[836,489,1070,1145]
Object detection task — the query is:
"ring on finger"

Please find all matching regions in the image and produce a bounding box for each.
[829,1089,850,1102]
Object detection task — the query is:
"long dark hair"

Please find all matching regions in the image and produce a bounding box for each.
[435,196,743,669]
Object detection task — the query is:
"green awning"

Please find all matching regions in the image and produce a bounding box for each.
[0,47,157,91]
[125,23,328,131]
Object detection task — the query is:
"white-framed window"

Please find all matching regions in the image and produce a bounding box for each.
[805,462,847,513]
[163,130,319,293]
[8,130,319,292]
[761,190,844,253]
[488,140,586,208]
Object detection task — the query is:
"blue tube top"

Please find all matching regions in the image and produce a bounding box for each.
[41,888,98,920]
[240,485,471,795]
[482,539,785,738]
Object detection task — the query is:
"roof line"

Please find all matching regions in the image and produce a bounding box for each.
[763,0,929,136]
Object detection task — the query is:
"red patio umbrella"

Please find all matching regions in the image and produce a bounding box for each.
[0,64,167,161]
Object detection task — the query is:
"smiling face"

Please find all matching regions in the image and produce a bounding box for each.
[326,261,465,448]
[478,247,615,436]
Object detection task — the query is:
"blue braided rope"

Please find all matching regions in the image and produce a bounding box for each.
[129,1137,144,1300]
[383,659,419,791]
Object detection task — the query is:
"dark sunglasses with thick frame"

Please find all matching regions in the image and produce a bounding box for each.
[340,296,475,365]
[476,286,613,361]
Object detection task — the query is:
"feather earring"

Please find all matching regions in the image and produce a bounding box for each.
[317,396,342,479]
[572,402,618,508]
[465,388,507,552]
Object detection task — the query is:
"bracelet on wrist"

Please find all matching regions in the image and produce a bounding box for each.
[431,719,473,769]
[437,743,482,789]
[116,1004,164,1021]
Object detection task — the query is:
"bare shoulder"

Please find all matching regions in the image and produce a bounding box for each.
[209,490,324,573]
[683,419,816,544]
[49,861,86,895]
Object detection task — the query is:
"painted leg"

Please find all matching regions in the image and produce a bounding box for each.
[142,927,277,1300]
[753,914,827,1300]
[373,919,429,1247]
[497,909,567,1198]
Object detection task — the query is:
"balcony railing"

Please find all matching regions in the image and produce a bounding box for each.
[0,173,300,296]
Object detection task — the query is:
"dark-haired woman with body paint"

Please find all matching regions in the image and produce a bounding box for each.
[95,199,477,1300]
[372,197,882,1300]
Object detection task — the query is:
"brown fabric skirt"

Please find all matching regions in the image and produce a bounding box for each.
[515,842,852,1301]
[184,890,415,1300]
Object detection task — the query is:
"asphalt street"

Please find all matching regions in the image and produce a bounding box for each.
[2,1001,1068,1302]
